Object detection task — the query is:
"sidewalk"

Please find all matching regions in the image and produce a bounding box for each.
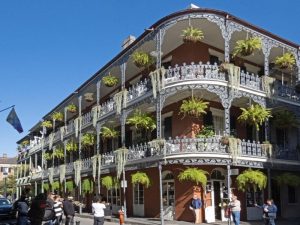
[77,213,300,225]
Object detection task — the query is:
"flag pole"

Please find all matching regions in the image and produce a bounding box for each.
[0,105,15,113]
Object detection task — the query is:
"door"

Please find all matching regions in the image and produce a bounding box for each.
[213,181,221,220]
[162,180,175,220]
[133,183,144,216]
[204,181,215,223]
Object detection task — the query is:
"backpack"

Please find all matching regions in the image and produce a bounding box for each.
[42,200,55,221]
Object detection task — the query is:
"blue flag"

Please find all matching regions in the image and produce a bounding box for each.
[6,108,23,133]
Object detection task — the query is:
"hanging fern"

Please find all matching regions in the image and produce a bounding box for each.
[41,120,52,128]
[197,125,215,138]
[238,104,272,131]
[21,140,30,147]
[66,180,74,192]
[131,171,151,188]
[132,51,154,69]
[236,169,267,192]
[179,97,209,118]
[82,178,93,194]
[274,173,300,187]
[43,183,50,191]
[81,133,95,148]
[52,147,64,159]
[273,110,298,129]
[101,126,119,140]
[66,140,78,152]
[178,167,208,187]
[274,52,296,70]
[51,181,60,191]
[102,73,119,87]
[232,37,262,57]
[126,110,156,131]
[51,112,64,121]
[67,104,77,113]
[43,152,53,160]
[101,176,120,190]
[181,26,204,43]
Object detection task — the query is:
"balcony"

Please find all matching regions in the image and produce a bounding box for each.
[275,83,300,103]
[164,62,263,92]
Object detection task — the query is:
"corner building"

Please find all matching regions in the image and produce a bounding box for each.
[16,7,300,223]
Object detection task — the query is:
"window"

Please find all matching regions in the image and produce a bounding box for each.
[107,188,121,206]
[163,116,172,139]
[209,55,219,65]
[134,183,144,204]
[163,172,175,207]
[210,108,225,135]
[288,186,297,204]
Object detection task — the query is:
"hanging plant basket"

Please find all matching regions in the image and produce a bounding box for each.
[102,73,119,87]
[21,140,30,147]
[179,97,209,118]
[232,37,262,57]
[67,104,77,113]
[273,110,298,129]
[51,112,64,122]
[132,51,154,69]
[274,173,300,187]
[236,169,267,192]
[101,126,119,140]
[51,181,60,191]
[43,183,49,191]
[181,26,204,43]
[82,178,93,194]
[197,125,215,138]
[43,152,53,160]
[274,52,296,70]
[41,120,53,128]
[178,167,208,187]
[81,133,95,148]
[66,140,78,152]
[101,176,119,190]
[126,110,156,131]
[52,147,64,159]
[131,171,151,188]
[238,104,272,131]
[84,93,94,102]
[66,180,74,192]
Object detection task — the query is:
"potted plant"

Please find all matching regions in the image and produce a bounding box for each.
[52,147,64,159]
[196,125,215,138]
[126,110,156,131]
[236,169,267,192]
[101,126,119,140]
[102,73,119,87]
[51,112,64,122]
[232,37,261,57]
[41,120,52,128]
[238,104,272,141]
[131,171,151,188]
[67,104,77,113]
[179,97,209,118]
[178,167,208,187]
[181,26,204,43]
[81,133,95,148]
[66,180,74,192]
[82,178,93,194]
[132,51,154,69]
[274,52,296,70]
[274,172,300,187]
[66,140,78,152]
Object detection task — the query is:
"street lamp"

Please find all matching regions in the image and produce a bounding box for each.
[158,162,165,225]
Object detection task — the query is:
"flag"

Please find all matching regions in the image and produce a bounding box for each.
[6,108,23,133]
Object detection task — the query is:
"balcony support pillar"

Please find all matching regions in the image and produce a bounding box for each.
[96,80,101,105]
[78,95,82,159]
[262,39,272,76]
[63,140,67,193]
[156,94,163,138]
[296,50,300,82]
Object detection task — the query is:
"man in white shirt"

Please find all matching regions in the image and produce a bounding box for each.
[92,196,106,225]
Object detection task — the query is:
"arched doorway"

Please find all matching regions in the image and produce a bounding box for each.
[162,171,175,220]
[205,168,226,223]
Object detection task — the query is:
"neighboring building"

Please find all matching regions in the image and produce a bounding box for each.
[0,154,17,181]
[16,6,300,223]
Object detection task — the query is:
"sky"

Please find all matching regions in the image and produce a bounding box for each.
[0,0,300,157]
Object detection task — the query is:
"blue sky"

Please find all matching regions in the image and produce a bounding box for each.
[0,0,300,157]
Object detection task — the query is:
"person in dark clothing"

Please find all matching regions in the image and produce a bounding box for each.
[28,193,47,225]
[45,192,56,225]
[14,194,29,225]
[255,199,278,225]
[63,196,75,225]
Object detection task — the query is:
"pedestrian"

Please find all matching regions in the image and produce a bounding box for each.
[63,196,75,225]
[92,196,106,225]
[28,193,47,225]
[14,192,29,225]
[53,195,63,225]
[255,199,277,225]
[189,193,202,224]
[229,194,241,225]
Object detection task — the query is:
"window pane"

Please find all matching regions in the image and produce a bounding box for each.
[288,186,297,203]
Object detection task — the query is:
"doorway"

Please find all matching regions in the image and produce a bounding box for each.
[213,181,221,220]
[133,183,144,216]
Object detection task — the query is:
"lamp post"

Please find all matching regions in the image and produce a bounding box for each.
[158,162,165,225]
[227,164,231,225]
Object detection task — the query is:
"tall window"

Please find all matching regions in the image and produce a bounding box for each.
[162,172,175,207]
[107,188,121,206]
[211,108,225,135]
[134,183,144,204]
